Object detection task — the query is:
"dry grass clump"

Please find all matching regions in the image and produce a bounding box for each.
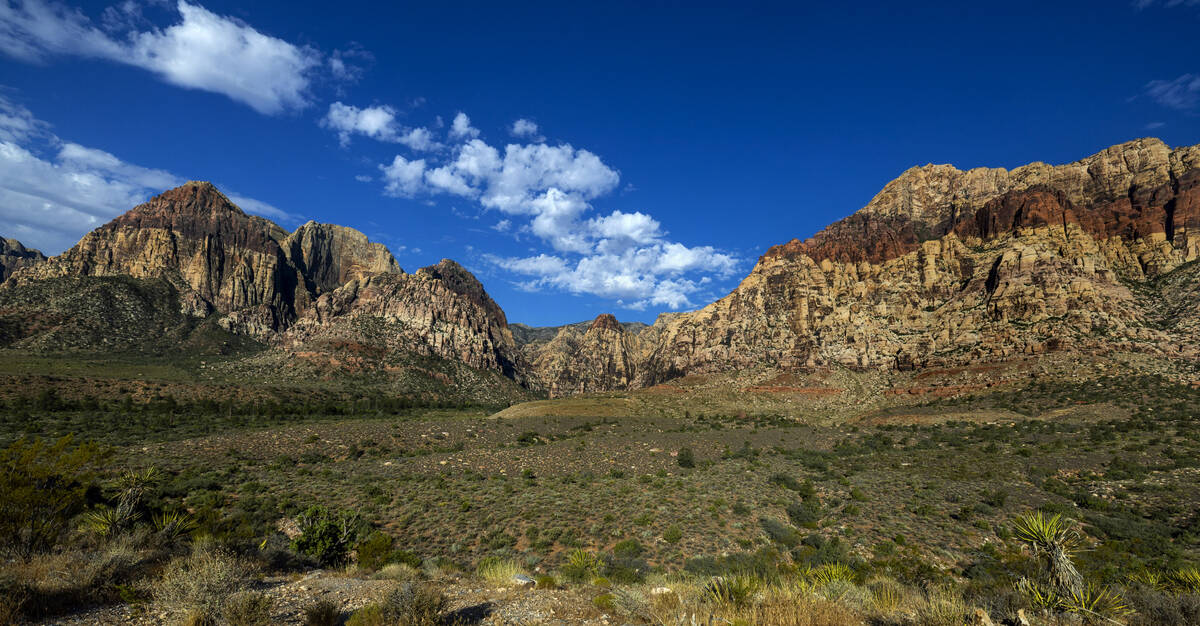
[475,556,526,585]
[155,542,255,622]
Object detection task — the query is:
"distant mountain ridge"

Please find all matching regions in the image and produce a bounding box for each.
[4,138,1200,399]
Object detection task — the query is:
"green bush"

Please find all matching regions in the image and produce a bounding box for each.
[355,531,413,571]
[155,543,252,622]
[663,525,683,544]
[291,506,368,566]
[0,436,100,557]
[677,447,695,468]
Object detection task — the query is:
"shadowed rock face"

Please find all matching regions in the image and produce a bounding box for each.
[0,238,46,283]
[284,221,401,297]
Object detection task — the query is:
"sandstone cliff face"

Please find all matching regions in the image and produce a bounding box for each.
[284,221,401,298]
[635,138,1200,385]
[527,314,640,396]
[5,182,404,337]
[0,238,46,283]
[281,259,523,381]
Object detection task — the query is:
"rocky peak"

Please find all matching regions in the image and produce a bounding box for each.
[417,259,508,327]
[0,237,47,283]
[284,221,401,296]
[589,313,623,332]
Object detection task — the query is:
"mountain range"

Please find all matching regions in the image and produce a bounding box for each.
[2,137,1198,401]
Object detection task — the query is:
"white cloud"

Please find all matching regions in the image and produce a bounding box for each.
[0,97,296,254]
[323,102,399,146]
[322,102,441,150]
[0,0,320,114]
[1145,74,1200,111]
[396,126,439,151]
[375,110,740,310]
[449,112,479,139]
[510,118,544,142]
[379,155,427,197]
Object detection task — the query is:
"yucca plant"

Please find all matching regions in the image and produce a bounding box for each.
[1015,577,1062,611]
[1169,566,1200,594]
[154,510,198,542]
[1125,569,1164,590]
[703,575,760,608]
[115,468,159,510]
[562,548,600,583]
[84,504,138,538]
[809,562,855,587]
[1061,584,1132,623]
[1011,511,1083,595]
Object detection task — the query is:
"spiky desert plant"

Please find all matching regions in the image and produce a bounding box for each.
[1061,584,1132,623]
[154,510,198,542]
[809,562,855,587]
[703,575,760,608]
[1015,577,1062,612]
[1126,569,1164,590]
[1012,511,1083,595]
[83,504,138,538]
[562,548,600,583]
[1169,566,1200,594]
[115,467,159,511]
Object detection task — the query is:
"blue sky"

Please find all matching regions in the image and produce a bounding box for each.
[1,0,1198,325]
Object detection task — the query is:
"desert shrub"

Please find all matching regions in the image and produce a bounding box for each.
[787,500,822,528]
[683,547,786,580]
[223,591,273,626]
[593,592,615,610]
[663,525,683,544]
[350,583,447,626]
[612,538,644,559]
[291,506,368,566]
[0,435,100,557]
[303,598,342,626]
[355,531,414,571]
[676,447,695,468]
[155,543,252,621]
[601,552,648,584]
[535,574,558,589]
[1126,588,1200,626]
[759,517,802,548]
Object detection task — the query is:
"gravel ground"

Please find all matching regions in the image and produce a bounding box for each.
[38,571,628,625]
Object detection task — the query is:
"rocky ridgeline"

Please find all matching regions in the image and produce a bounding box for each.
[0,237,46,283]
[528,138,1200,391]
[4,138,1200,396]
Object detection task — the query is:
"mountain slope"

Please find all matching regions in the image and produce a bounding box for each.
[635,138,1200,385]
[0,237,46,283]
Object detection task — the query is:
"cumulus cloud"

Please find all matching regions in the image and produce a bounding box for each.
[377,112,740,310]
[0,0,321,114]
[1145,74,1200,111]
[321,102,440,149]
[449,112,479,139]
[0,96,295,253]
[510,118,544,142]
[379,155,427,197]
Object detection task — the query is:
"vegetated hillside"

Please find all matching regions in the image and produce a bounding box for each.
[2,362,1198,624]
[0,275,262,356]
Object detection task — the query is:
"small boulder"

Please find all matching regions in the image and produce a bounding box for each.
[512,574,536,588]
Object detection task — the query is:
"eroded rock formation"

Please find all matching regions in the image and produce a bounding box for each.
[0,238,46,283]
